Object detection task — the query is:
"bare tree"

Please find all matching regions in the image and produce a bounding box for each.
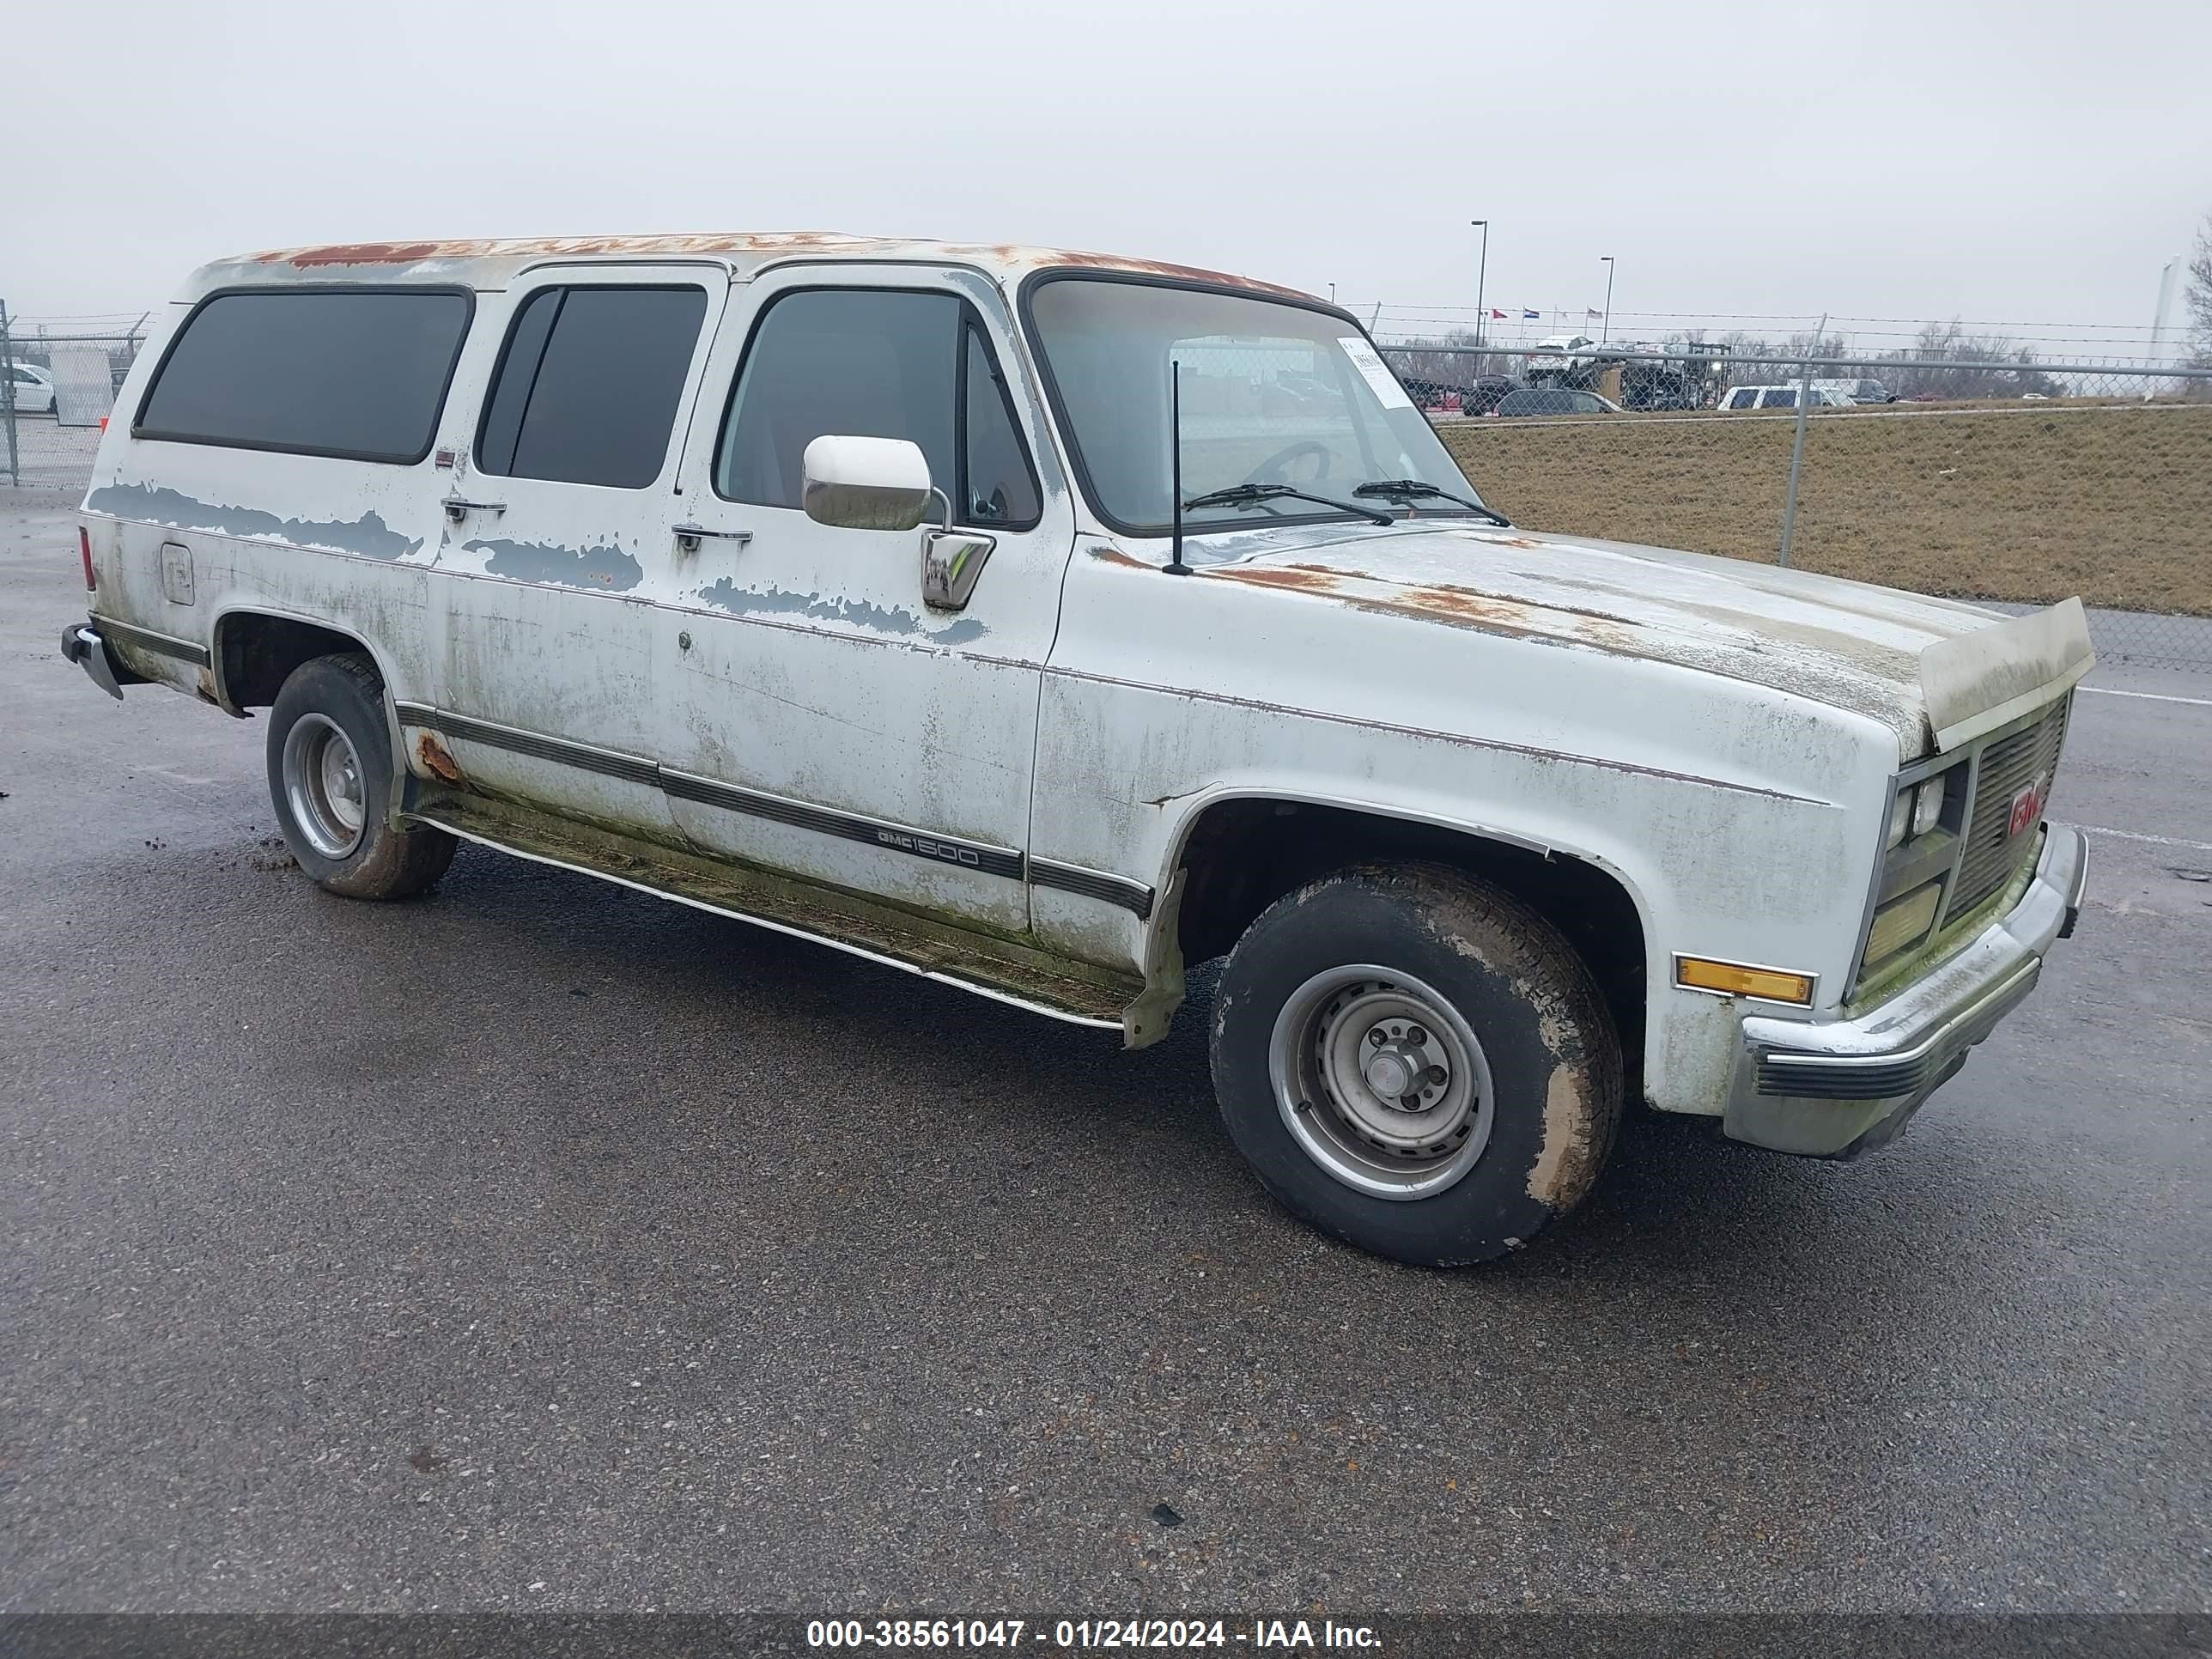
[2186,214,2212,363]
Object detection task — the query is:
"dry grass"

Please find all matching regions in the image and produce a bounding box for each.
[1437,403,2212,616]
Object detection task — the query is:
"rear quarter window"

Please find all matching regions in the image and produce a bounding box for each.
[135,289,472,463]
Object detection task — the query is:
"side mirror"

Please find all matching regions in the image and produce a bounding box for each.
[801,435,933,531]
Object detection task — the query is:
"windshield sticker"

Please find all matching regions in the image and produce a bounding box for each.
[1337,337,1414,410]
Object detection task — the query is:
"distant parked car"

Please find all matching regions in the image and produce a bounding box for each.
[4,362,56,415]
[1810,377,1897,405]
[1496,386,1620,416]
[1463,375,1521,415]
[1720,385,1848,411]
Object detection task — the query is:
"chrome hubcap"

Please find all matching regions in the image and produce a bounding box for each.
[283,713,367,860]
[1268,965,1494,1201]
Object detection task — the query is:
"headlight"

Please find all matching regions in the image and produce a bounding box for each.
[1886,790,1914,850]
[1912,774,1946,836]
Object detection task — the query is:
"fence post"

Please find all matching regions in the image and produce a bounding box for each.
[1777,312,1826,567]
[0,300,19,489]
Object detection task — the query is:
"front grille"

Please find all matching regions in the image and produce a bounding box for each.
[1950,701,2069,916]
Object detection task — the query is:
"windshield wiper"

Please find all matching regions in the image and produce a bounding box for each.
[1181,483,1393,526]
[1352,479,1511,526]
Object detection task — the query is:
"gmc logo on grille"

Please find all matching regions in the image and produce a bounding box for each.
[2007,774,2049,838]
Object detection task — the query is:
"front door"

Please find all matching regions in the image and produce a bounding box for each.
[429,264,727,844]
[653,265,1074,936]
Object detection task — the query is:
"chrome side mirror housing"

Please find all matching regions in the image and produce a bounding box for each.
[800,435,933,531]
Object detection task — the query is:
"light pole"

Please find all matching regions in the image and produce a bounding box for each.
[1471,220,1489,351]
[1599,255,1615,343]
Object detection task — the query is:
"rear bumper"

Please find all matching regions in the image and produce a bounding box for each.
[1723,823,2087,1157]
[60,622,125,700]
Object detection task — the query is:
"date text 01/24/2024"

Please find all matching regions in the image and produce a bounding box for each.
[805,1619,1384,1650]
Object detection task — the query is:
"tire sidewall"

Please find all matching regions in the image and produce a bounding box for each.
[1212,870,1615,1266]
[265,657,398,890]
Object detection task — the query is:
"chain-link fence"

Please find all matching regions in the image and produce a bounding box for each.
[0,302,148,489]
[1380,343,2212,665]
[4,296,2203,665]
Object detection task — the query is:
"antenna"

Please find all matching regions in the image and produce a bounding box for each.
[1164,359,1190,576]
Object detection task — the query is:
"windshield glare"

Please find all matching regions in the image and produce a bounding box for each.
[1025,277,1486,535]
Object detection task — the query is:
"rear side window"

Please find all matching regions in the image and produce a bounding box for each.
[476,285,708,489]
[135,289,471,463]
[1760,388,1801,409]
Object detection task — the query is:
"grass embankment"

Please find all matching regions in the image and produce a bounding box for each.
[1435,403,2212,616]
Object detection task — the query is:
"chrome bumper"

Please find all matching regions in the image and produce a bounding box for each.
[1723,823,2088,1157]
[60,622,125,700]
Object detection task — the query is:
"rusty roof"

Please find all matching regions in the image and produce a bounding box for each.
[201,233,1315,302]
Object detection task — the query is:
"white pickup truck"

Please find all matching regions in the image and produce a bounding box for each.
[61,234,2093,1265]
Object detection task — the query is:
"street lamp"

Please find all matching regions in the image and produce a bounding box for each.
[1599,255,1615,343]
[1471,220,1490,350]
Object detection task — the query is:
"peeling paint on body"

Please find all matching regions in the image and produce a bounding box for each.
[465,538,644,592]
[85,483,421,561]
[696,579,987,645]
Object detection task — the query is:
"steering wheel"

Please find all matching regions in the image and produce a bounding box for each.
[1243,441,1334,486]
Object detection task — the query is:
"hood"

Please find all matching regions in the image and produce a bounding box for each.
[1194,521,2033,757]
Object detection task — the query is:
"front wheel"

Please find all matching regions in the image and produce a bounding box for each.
[265,653,455,899]
[1211,864,1621,1266]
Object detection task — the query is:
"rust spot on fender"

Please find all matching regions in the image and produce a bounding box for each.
[194,667,220,705]
[416,732,463,785]
[1087,545,1151,569]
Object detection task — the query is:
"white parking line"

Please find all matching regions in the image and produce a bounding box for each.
[2079,686,2212,708]
[2080,824,2212,853]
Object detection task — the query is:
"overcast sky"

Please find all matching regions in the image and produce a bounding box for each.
[8,0,2208,349]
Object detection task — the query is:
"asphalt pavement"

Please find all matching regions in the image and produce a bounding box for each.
[3,489,2206,1615]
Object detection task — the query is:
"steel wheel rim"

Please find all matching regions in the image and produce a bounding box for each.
[1267,963,1495,1201]
[283,713,367,860]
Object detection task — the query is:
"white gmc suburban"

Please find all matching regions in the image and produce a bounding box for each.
[61,234,2093,1265]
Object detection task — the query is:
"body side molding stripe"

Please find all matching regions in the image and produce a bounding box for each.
[94,617,211,667]
[659,766,1025,881]
[396,701,1036,885]
[1030,857,1156,919]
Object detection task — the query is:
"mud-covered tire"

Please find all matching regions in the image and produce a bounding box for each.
[1210,864,1621,1266]
[265,653,455,900]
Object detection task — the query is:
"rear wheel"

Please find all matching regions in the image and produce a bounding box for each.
[265,653,455,899]
[1211,864,1621,1266]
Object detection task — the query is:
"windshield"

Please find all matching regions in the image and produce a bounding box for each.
[1024,276,1488,535]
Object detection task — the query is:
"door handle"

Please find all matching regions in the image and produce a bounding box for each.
[673,523,754,553]
[441,495,507,524]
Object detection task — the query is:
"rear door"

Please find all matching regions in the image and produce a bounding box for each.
[649,264,1074,936]
[425,265,726,842]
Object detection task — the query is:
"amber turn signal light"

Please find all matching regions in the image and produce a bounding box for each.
[1674,956,1816,1005]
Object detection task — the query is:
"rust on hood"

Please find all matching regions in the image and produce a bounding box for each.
[1202,556,1648,653]
[1209,565,1342,592]
[416,732,464,785]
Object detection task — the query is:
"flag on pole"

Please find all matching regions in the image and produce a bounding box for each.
[1490,308,1507,320]
[1522,307,1539,319]
[1588,307,1603,319]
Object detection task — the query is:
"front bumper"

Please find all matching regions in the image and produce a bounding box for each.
[1723,823,2088,1157]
